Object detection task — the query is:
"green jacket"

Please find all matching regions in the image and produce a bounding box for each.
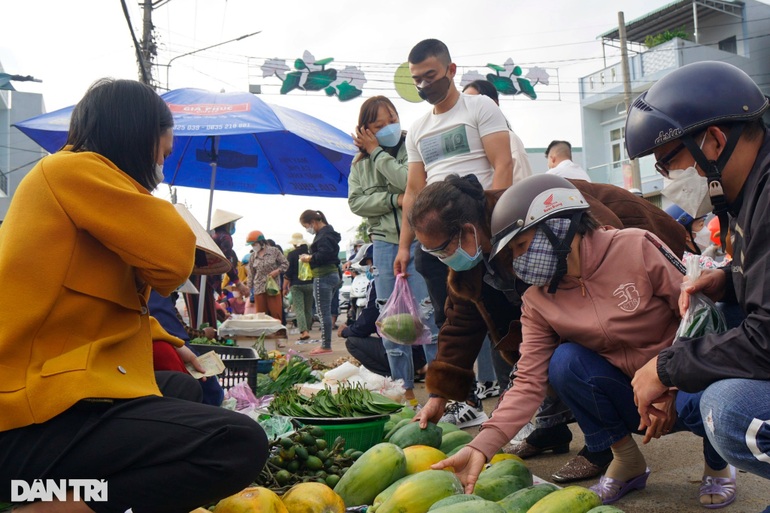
[348,143,408,245]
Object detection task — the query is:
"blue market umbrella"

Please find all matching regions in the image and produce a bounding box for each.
[14,88,357,203]
[15,87,358,325]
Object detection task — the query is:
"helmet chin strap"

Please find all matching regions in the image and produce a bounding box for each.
[540,212,583,294]
[681,124,744,251]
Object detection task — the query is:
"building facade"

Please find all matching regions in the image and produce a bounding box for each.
[0,61,46,222]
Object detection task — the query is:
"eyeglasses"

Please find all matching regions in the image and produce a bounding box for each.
[420,230,460,258]
[654,142,685,178]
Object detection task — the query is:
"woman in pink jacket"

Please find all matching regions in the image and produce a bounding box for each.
[434,175,735,508]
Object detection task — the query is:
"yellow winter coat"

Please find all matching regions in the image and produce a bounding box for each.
[0,150,195,431]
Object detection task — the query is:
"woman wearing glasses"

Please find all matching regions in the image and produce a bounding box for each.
[348,96,438,406]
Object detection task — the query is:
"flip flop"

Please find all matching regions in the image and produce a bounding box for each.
[589,468,650,504]
[700,466,737,509]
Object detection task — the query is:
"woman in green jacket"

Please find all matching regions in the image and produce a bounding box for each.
[348,96,437,405]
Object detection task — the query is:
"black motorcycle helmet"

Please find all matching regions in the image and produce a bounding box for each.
[625,61,768,247]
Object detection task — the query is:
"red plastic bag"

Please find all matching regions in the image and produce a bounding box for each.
[375,274,432,345]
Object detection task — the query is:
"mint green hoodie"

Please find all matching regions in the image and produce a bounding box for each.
[348,142,408,245]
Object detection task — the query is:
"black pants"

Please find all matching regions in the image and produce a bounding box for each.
[414,247,449,329]
[345,336,427,378]
[0,372,268,513]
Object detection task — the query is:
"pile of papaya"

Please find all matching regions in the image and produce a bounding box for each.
[203,420,627,513]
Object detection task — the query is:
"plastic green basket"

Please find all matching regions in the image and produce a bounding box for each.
[301,416,388,452]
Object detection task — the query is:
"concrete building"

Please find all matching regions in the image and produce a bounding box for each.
[0,61,46,222]
[579,0,770,206]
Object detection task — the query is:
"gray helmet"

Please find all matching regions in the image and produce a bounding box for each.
[625,61,768,160]
[490,174,589,259]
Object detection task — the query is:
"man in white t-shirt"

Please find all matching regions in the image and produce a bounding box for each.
[545,140,592,182]
[394,38,512,278]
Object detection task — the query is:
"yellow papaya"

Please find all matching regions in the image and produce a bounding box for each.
[280,482,345,513]
[213,486,288,513]
[489,453,525,465]
[527,486,602,513]
[403,445,450,474]
[376,469,464,513]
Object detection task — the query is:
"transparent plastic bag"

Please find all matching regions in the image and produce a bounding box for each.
[265,275,280,296]
[675,255,727,341]
[298,261,313,281]
[375,273,432,345]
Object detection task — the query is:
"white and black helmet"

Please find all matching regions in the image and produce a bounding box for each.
[490,174,589,259]
[490,174,589,293]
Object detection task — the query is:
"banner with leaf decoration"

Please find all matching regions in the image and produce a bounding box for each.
[254,52,554,103]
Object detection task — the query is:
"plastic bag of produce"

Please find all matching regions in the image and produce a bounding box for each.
[375,274,432,345]
[266,275,280,296]
[298,261,313,281]
[675,254,727,341]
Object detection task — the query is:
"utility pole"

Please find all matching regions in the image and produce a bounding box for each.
[619,11,641,190]
[140,0,155,87]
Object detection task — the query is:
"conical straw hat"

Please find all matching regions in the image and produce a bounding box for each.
[210,209,243,229]
[174,204,231,275]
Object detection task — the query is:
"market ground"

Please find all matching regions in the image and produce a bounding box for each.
[258,325,770,513]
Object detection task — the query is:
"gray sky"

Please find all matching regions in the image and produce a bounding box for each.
[2,0,678,256]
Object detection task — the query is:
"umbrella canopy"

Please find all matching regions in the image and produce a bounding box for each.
[13,88,358,198]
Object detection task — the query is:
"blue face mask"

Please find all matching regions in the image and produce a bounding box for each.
[438,225,483,272]
[375,123,401,148]
[229,224,236,236]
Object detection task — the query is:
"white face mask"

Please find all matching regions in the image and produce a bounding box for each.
[693,225,713,251]
[661,134,711,219]
[305,225,316,235]
[662,168,712,219]
[153,163,164,188]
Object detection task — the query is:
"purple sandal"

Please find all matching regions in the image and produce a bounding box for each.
[589,468,651,504]
[700,466,737,509]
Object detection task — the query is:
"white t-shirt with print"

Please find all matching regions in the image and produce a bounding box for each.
[406,94,509,189]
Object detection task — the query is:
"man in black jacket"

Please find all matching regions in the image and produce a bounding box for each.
[628,62,770,487]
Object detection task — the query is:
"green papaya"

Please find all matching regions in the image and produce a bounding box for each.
[439,430,474,454]
[428,494,484,511]
[586,506,626,513]
[496,483,559,513]
[437,422,460,435]
[480,459,532,486]
[378,313,421,344]
[333,442,407,507]
[384,418,412,442]
[429,499,506,513]
[473,476,530,502]
[370,475,410,512]
[446,444,467,457]
[389,421,443,449]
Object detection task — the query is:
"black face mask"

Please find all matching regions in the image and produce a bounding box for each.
[417,73,452,105]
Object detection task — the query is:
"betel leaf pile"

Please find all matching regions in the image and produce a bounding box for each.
[268,383,403,418]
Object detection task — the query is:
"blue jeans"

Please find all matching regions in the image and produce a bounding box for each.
[549,343,726,469]
[313,272,340,348]
[476,336,497,383]
[700,378,770,479]
[373,240,438,390]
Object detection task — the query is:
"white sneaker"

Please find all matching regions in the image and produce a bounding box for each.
[439,401,489,428]
[475,380,500,400]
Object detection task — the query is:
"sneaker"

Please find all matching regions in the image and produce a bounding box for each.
[439,401,489,428]
[475,380,500,399]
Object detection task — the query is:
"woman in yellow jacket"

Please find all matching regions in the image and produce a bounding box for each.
[0,79,267,513]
